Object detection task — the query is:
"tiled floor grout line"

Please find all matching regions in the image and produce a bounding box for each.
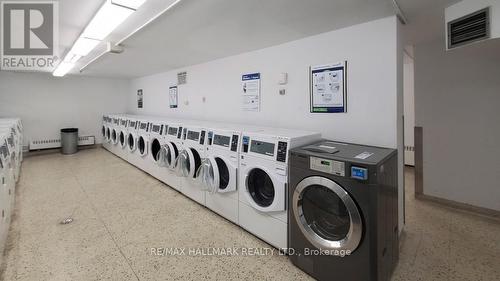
[73,175,141,281]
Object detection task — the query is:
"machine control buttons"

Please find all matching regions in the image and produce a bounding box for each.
[276,141,288,162]
[177,127,183,139]
[310,157,345,176]
[200,131,206,145]
[242,136,250,153]
[351,166,368,180]
[231,135,239,152]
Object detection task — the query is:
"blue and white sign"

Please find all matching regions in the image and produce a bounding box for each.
[242,72,261,112]
[310,62,347,113]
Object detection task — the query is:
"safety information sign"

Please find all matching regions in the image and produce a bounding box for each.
[169,86,178,108]
[241,73,261,112]
[310,62,347,113]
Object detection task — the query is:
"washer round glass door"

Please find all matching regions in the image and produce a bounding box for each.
[150,138,161,162]
[127,133,136,152]
[111,129,117,144]
[246,168,275,207]
[138,136,147,156]
[293,176,362,253]
[159,142,178,169]
[119,131,125,148]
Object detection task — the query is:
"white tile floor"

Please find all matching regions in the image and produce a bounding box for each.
[1,148,499,280]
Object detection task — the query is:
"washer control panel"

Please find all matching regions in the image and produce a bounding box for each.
[276,141,288,162]
[310,157,345,176]
[231,135,239,152]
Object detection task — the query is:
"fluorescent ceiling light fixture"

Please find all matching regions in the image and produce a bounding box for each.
[82,1,135,40]
[64,53,82,64]
[53,61,75,77]
[112,0,147,10]
[69,37,101,56]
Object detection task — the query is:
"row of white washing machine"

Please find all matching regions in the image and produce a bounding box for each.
[0,118,24,263]
[101,114,321,250]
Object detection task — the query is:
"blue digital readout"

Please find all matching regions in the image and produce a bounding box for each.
[351,166,368,180]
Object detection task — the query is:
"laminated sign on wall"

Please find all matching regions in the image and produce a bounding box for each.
[310,62,347,113]
[137,89,143,109]
[169,86,178,108]
[241,73,260,112]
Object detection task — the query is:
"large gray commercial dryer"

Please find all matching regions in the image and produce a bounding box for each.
[288,140,398,281]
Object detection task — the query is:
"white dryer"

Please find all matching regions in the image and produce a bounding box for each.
[176,124,207,205]
[0,118,23,163]
[157,121,184,191]
[109,116,122,156]
[238,128,320,250]
[198,125,241,223]
[0,133,14,255]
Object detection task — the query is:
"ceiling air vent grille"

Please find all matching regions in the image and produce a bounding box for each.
[448,7,490,49]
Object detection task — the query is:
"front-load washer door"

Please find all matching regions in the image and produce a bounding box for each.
[111,129,118,145]
[197,156,236,194]
[176,147,201,179]
[119,131,126,148]
[292,176,363,253]
[150,137,162,163]
[127,133,137,152]
[159,142,178,169]
[244,166,285,212]
[138,135,148,157]
[106,128,111,142]
[101,126,106,139]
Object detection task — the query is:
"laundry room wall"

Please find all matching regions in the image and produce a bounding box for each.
[414,37,500,212]
[0,72,129,148]
[128,16,405,230]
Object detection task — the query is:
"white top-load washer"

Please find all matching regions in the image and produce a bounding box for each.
[197,123,241,223]
[157,120,184,191]
[175,123,207,205]
[238,127,320,250]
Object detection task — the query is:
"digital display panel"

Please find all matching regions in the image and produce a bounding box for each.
[187,131,200,141]
[213,135,230,147]
[152,125,161,133]
[250,140,275,156]
[140,123,148,130]
[129,121,136,128]
[168,127,178,136]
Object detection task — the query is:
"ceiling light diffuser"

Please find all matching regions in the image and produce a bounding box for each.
[69,37,101,56]
[53,61,75,77]
[112,0,147,10]
[82,1,135,41]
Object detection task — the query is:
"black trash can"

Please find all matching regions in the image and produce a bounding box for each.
[61,128,78,155]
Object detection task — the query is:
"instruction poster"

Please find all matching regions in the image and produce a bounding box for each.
[241,73,261,111]
[310,62,347,113]
[137,89,143,109]
[169,86,178,108]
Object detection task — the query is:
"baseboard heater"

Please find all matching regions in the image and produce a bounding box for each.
[29,136,95,151]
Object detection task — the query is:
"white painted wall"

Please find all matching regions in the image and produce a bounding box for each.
[128,17,405,230]
[0,72,129,147]
[403,52,415,166]
[415,37,500,211]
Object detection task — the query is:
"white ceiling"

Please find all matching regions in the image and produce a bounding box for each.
[53,0,461,78]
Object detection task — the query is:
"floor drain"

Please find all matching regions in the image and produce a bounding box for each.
[60,218,74,225]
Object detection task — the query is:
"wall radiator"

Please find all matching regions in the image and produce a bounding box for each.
[29,136,95,150]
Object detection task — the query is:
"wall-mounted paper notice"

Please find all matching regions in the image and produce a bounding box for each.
[310,61,347,113]
[169,86,178,108]
[242,73,261,112]
[137,89,143,109]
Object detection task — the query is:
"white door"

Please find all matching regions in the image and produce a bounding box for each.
[197,155,237,193]
[404,51,415,166]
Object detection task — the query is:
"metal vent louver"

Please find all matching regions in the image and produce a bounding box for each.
[448,7,490,49]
